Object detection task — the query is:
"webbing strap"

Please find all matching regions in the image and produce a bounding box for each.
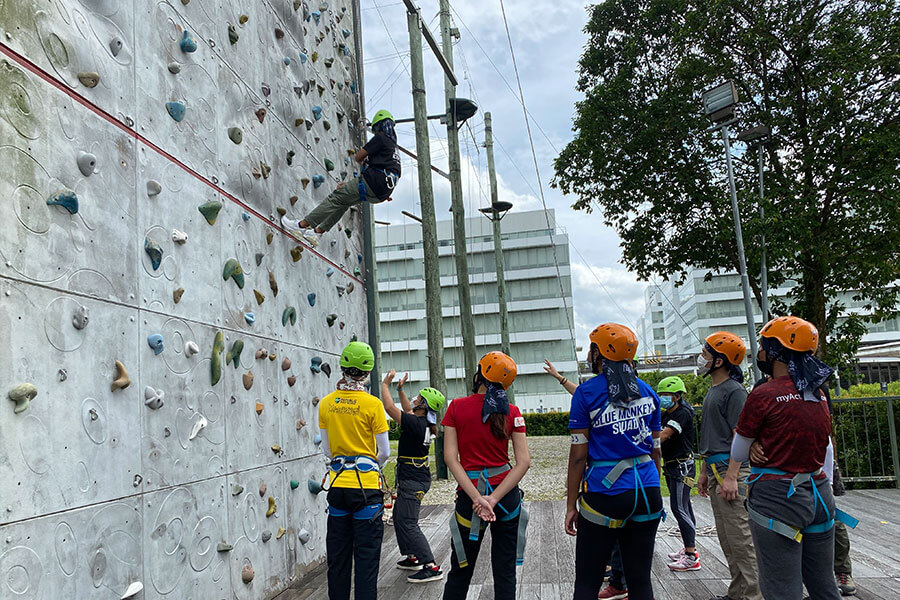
[703,453,730,485]
[329,503,383,520]
[515,504,529,566]
[329,455,380,473]
[748,506,805,543]
[450,511,470,568]
[451,501,528,568]
[749,466,823,497]
[587,455,653,488]
[398,455,429,468]
[466,465,512,540]
[578,497,664,529]
[835,508,859,529]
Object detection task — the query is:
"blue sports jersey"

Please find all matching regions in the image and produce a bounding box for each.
[569,374,662,493]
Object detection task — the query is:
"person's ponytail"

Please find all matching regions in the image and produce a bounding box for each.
[488,412,510,441]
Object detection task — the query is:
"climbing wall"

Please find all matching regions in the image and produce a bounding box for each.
[0,0,367,598]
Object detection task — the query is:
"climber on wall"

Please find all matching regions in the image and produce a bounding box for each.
[282,109,400,246]
[318,341,390,600]
[381,369,446,584]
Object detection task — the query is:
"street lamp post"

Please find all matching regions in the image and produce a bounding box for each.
[738,125,772,323]
[701,81,762,381]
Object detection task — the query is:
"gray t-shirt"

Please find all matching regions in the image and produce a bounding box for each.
[699,378,747,456]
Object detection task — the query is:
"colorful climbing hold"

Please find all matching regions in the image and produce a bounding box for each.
[346,229,354,240]
[287,375,296,387]
[228,127,243,144]
[282,357,292,371]
[260,161,271,179]
[226,339,244,368]
[255,401,263,415]
[147,180,162,197]
[144,386,164,410]
[121,582,144,599]
[47,190,78,214]
[287,150,296,166]
[77,72,100,88]
[241,564,254,584]
[301,177,311,190]
[254,289,265,305]
[211,331,224,386]
[290,246,303,262]
[282,306,297,326]
[322,120,331,131]
[255,252,264,266]
[216,542,233,553]
[228,24,239,44]
[239,14,249,24]
[312,174,325,188]
[324,57,334,68]
[255,348,267,360]
[283,56,291,65]
[321,363,332,377]
[261,530,272,543]
[274,27,285,39]
[255,107,267,123]
[185,341,199,357]
[168,62,181,74]
[198,200,223,225]
[269,271,278,296]
[266,231,274,245]
[312,105,323,120]
[222,258,245,289]
[307,293,317,306]
[232,484,244,496]
[266,496,276,517]
[259,482,267,496]
[342,28,351,38]
[180,30,197,53]
[144,237,163,271]
[147,333,164,355]
[324,158,335,171]
[111,360,131,391]
[244,371,255,391]
[296,418,307,430]
[77,151,96,176]
[308,479,323,494]
[72,305,89,330]
[242,211,251,222]
[277,527,287,539]
[326,314,337,327]
[312,396,321,407]
[173,288,185,303]
[335,285,345,297]
[311,11,321,24]
[271,444,282,454]
[309,357,322,373]
[7,383,37,414]
[312,51,319,62]
[166,101,186,122]
[244,312,255,325]
[346,282,355,294]
[326,267,334,277]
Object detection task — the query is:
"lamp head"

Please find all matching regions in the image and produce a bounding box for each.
[701,81,738,123]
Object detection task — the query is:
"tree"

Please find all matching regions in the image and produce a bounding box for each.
[553,0,900,366]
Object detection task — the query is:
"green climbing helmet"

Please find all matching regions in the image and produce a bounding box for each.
[340,341,375,372]
[371,109,394,126]
[418,387,446,412]
[657,375,687,395]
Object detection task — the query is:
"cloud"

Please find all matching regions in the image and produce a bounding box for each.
[569,262,647,352]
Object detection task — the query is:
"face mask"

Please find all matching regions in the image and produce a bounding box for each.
[659,395,675,410]
[757,352,773,376]
[696,353,711,375]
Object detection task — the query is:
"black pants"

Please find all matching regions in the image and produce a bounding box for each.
[394,471,435,564]
[573,488,663,600]
[443,487,521,600]
[326,487,384,600]
[609,543,626,590]
[664,460,697,549]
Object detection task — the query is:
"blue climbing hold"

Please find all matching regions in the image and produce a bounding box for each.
[147,334,164,355]
[325,267,334,277]
[144,236,163,270]
[350,81,357,93]
[343,46,350,57]
[166,101,186,122]
[312,174,325,189]
[358,253,363,263]
[180,30,197,53]
[299,52,308,64]
[307,293,316,306]
[310,356,322,373]
[311,10,321,24]
[46,190,79,214]
[313,432,322,446]
[242,211,251,222]
[244,312,256,325]
[312,105,323,120]
[342,28,351,38]
[283,56,291,66]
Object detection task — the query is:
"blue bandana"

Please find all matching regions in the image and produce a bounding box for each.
[602,359,642,408]
[481,382,510,423]
[761,336,834,401]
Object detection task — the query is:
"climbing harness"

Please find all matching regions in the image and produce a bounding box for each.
[745,467,859,543]
[703,453,731,485]
[322,454,387,522]
[664,455,697,487]
[357,165,399,202]
[577,455,666,528]
[449,465,529,568]
[397,455,430,469]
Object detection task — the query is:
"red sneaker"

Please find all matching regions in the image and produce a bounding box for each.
[598,584,628,600]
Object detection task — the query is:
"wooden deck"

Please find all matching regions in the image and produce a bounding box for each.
[275,489,900,599]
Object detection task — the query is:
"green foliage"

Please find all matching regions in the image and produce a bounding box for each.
[553,0,900,368]
[638,370,711,408]
[523,411,572,436]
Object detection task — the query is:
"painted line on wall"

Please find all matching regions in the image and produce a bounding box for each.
[0,41,364,285]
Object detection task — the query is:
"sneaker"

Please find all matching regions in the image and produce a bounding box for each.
[279,216,320,247]
[668,552,701,572]
[408,565,443,583]
[667,548,686,560]
[836,573,856,596]
[597,584,628,600]
[396,557,422,570]
[280,215,302,235]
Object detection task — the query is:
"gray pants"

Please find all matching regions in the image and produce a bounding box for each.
[748,477,841,600]
[305,175,380,232]
[709,468,763,600]
[393,476,434,564]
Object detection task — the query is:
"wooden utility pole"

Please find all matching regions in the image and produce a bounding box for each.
[439,0,477,390]
[483,112,513,403]
[407,7,449,477]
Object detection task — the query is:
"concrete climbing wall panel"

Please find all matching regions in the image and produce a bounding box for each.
[1,0,367,597]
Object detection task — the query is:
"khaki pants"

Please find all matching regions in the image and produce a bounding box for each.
[708,470,762,600]
[833,520,852,575]
[305,175,378,232]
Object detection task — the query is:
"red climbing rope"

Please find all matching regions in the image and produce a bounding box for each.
[0,41,364,285]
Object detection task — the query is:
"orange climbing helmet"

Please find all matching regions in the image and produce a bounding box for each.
[589,323,638,361]
[478,351,517,390]
[760,316,818,352]
[704,331,747,366]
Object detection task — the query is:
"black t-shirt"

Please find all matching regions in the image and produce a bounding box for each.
[362,132,401,201]
[661,402,695,460]
[397,412,431,482]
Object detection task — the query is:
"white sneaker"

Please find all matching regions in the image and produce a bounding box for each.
[280,216,320,247]
[300,229,321,247]
[667,548,686,560]
[280,215,301,235]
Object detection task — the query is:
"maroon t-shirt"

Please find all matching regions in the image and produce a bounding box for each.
[441,394,526,487]
[736,376,831,481]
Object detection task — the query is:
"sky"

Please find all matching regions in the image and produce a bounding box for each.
[358,0,649,355]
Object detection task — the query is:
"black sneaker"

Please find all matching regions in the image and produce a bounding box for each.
[396,557,422,571]
[408,565,443,583]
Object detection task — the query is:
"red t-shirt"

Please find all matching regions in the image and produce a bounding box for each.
[441,394,527,487]
[736,376,831,480]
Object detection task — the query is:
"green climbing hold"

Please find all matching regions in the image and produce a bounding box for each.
[228,127,242,144]
[282,306,297,326]
[8,383,37,414]
[326,314,337,327]
[198,200,223,225]
[47,190,79,214]
[226,339,244,368]
[290,480,300,490]
[228,24,239,44]
[222,258,245,289]
[324,158,335,171]
[346,228,353,239]
[211,331,224,386]
[144,236,163,270]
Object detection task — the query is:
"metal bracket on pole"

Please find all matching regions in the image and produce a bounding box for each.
[401,0,458,86]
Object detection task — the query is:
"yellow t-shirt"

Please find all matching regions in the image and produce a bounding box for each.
[318,389,389,489]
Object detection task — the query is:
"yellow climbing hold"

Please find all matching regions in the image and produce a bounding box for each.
[254,289,265,305]
[255,401,264,415]
[266,496,276,518]
[277,527,286,539]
